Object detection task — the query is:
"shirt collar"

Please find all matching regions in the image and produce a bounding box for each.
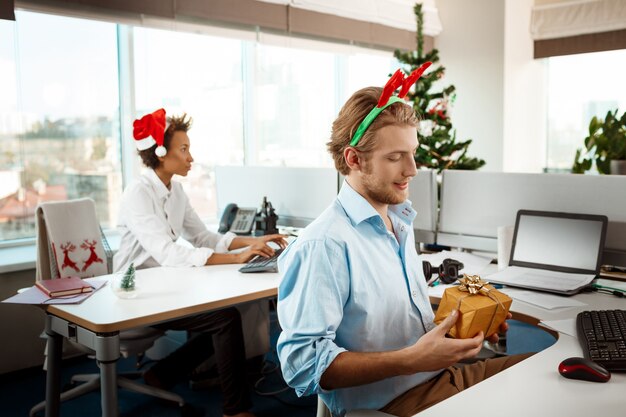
[337,180,416,227]
[144,169,171,200]
[389,199,417,225]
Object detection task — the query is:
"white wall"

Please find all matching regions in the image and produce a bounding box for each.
[503,0,546,173]
[436,0,505,172]
[436,0,547,173]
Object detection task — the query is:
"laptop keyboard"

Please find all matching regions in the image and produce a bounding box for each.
[515,271,574,288]
[577,310,626,371]
[493,268,595,293]
[238,248,284,273]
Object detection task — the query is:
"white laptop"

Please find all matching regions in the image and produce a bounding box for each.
[488,210,608,295]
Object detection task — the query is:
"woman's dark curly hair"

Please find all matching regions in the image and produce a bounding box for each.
[138,113,193,169]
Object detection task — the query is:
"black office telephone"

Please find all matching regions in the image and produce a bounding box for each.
[218,204,256,235]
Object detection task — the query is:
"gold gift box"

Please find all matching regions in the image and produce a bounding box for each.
[433,275,512,339]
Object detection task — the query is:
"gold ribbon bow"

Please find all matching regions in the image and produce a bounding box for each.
[458,274,491,295]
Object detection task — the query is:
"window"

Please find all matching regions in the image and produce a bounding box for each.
[0,11,120,241]
[0,9,396,244]
[345,50,399,100]
[250,45,398,168]
[546,49,626,172]
[134,26,244,220]
[252,43,337,168]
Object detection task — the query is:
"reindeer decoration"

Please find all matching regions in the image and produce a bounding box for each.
[81,239,103,272]
[59,242,80,273]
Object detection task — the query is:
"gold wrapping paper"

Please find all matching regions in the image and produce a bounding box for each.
[433,274,512,339]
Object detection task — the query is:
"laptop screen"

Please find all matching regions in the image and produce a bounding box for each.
[510,210,608,274]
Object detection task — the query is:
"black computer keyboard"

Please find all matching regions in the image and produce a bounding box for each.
[238,248,284,273]
[576,310,626,371]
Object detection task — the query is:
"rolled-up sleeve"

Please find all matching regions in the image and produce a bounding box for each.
[276,239,349,397]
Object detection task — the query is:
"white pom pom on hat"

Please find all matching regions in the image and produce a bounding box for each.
[155,145,167,157]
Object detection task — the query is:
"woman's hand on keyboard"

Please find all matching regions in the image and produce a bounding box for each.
[237,235,286,263]
[237,246,273,263]
[223,234,288,264]
[255,234,289,249]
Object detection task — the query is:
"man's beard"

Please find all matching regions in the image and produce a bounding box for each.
[361,172,407,205]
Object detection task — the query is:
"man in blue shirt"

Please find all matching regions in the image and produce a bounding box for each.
[276,79,531,417]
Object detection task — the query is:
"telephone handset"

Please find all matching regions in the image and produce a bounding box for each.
[218,204,256,235]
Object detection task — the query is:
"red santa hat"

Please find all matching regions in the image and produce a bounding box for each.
[133,108,168,157]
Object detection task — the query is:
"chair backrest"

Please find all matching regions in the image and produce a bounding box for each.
[35,198,111,281]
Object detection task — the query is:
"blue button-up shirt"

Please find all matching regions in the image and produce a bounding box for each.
[277,181,441,417]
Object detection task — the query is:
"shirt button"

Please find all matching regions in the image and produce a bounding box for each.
[412,290,417,297]
[401,226,405,232]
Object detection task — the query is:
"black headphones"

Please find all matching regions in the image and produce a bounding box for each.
[422,258,464,286]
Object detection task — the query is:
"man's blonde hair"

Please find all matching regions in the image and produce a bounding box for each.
[327,86,418,175]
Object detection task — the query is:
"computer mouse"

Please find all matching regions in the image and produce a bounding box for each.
[558,357,611,382]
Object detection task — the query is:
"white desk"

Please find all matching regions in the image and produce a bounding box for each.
[43,265,280,417]
[418,287,626,417]
[350,267,626,417]
[43,264,625,417]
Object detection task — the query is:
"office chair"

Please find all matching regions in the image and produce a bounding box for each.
[29,198,184,417]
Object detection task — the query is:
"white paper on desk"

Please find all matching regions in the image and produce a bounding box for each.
[419,250,493,276]
[1,279,107,305]
[502,288,587,310]
[540,318,577,337]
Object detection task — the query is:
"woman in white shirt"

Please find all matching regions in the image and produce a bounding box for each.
[114,109,286,417]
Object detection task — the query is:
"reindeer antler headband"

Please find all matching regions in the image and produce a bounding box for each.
[350,62,432,147]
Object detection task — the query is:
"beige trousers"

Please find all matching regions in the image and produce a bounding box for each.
[380,353,534,417]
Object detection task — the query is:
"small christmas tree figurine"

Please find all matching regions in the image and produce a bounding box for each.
[394,3,485,172]
[120,263,136,291]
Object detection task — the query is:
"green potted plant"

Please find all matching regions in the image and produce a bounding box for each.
[572,109,626,174]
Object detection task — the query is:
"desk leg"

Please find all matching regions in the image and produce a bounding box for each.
[95,333,120,417]
[45,315,62,417]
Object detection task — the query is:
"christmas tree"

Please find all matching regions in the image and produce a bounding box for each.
[394,3,485,172]
[120,263,136,291]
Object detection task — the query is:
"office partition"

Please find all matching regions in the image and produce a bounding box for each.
[408,169,438,245]
[438,170,626,267]
[215,166,338,227]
